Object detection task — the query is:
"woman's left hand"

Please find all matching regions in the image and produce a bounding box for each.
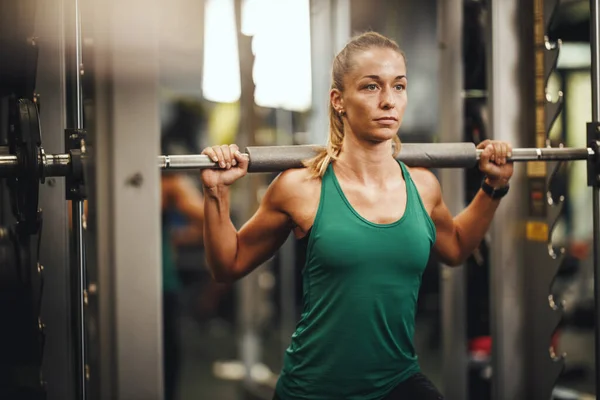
[477,140,514,187]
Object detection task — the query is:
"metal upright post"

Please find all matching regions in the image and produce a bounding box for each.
[88,0,163,396]
[35,0,78,397]
[437,0,467,398]
[308,0,350,145]
[487,0,529,398]
[234,0,262,383]
[589,0,600,394]
[66,0,88,397]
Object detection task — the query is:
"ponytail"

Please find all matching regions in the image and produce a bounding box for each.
[303,99,345,178]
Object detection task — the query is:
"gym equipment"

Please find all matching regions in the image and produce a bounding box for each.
[589,0,600,394]
[530,0,566,396]
[0,0,47,397]
[7,98,43,235]
[0,142,597,177]
[0,224,46,399]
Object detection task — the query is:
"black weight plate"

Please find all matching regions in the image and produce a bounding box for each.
[8,98,41,234]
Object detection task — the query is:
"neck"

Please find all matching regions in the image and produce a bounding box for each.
[335,133,398,185]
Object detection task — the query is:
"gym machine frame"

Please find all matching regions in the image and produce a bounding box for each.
[589,0,600,395]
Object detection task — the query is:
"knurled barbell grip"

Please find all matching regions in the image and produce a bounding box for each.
[245,143,480,171]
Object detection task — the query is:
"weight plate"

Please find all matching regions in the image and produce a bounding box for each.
[7,98,41,234]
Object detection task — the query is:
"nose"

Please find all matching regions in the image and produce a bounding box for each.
[380,88,396,110]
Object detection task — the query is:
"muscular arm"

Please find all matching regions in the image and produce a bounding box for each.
[423,171,502,266]
[203,172,296,282]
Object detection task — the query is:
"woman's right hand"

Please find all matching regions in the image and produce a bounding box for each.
[201,144,249,189]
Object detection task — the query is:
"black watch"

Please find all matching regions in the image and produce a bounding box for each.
[481,179,509,199]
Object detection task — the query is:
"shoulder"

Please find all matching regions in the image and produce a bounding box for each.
[405,166,442,205]
[264,167,320,207]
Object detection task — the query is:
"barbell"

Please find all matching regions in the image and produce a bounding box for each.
[0,142,597,177]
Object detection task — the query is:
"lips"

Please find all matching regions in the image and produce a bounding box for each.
[374,117,398,125]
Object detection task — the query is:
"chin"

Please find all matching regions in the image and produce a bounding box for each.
[364,128,399,142]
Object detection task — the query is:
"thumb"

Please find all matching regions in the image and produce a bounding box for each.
[234,150,249,169]
[479,144,493,164]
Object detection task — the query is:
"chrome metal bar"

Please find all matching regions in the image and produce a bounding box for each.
[159,146,594,171]
[71,0,88,396]
[0,145,596,178]
[477,147,595,161]
[45,154,71,177]
[0,155,18,177]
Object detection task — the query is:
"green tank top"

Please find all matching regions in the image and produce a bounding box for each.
[275,161,436,400]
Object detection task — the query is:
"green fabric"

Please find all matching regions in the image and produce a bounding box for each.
[276,161,437,400]
[162,226,181,292]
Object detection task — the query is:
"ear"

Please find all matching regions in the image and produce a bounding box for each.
[330,88,344,113]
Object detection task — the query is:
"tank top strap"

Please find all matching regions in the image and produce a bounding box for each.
[397,161,437,241]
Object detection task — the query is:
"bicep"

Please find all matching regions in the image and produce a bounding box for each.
[431,198,460,265]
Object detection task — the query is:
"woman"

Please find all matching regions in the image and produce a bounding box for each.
[200,32,513,400]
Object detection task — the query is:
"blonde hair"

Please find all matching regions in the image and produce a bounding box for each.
[304,31,405,178]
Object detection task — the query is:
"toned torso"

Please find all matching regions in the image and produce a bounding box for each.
[277,163,438,240]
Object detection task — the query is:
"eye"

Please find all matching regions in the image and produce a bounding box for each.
[395,84,406,91]
[365,84,378,91]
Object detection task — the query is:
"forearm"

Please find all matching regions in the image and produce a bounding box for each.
[203,186,239,281]
[452,186,502,263]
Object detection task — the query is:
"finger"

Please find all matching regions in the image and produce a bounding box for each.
[229,144,240,166]
[221,145,232,168]
[477,139,491,150]
[498,143,506,164]
[234,149,248,169]
[213,146,226,168]
[202,147,219,163]
[494,142,504,164]
[487,144,495,163]
[479,143,491,164]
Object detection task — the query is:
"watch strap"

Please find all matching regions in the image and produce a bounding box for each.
[481,179,509,199]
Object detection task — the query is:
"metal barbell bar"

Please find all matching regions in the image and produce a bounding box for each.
[0,143,596,178]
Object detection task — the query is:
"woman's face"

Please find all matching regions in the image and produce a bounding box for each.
[332,48,407,143]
